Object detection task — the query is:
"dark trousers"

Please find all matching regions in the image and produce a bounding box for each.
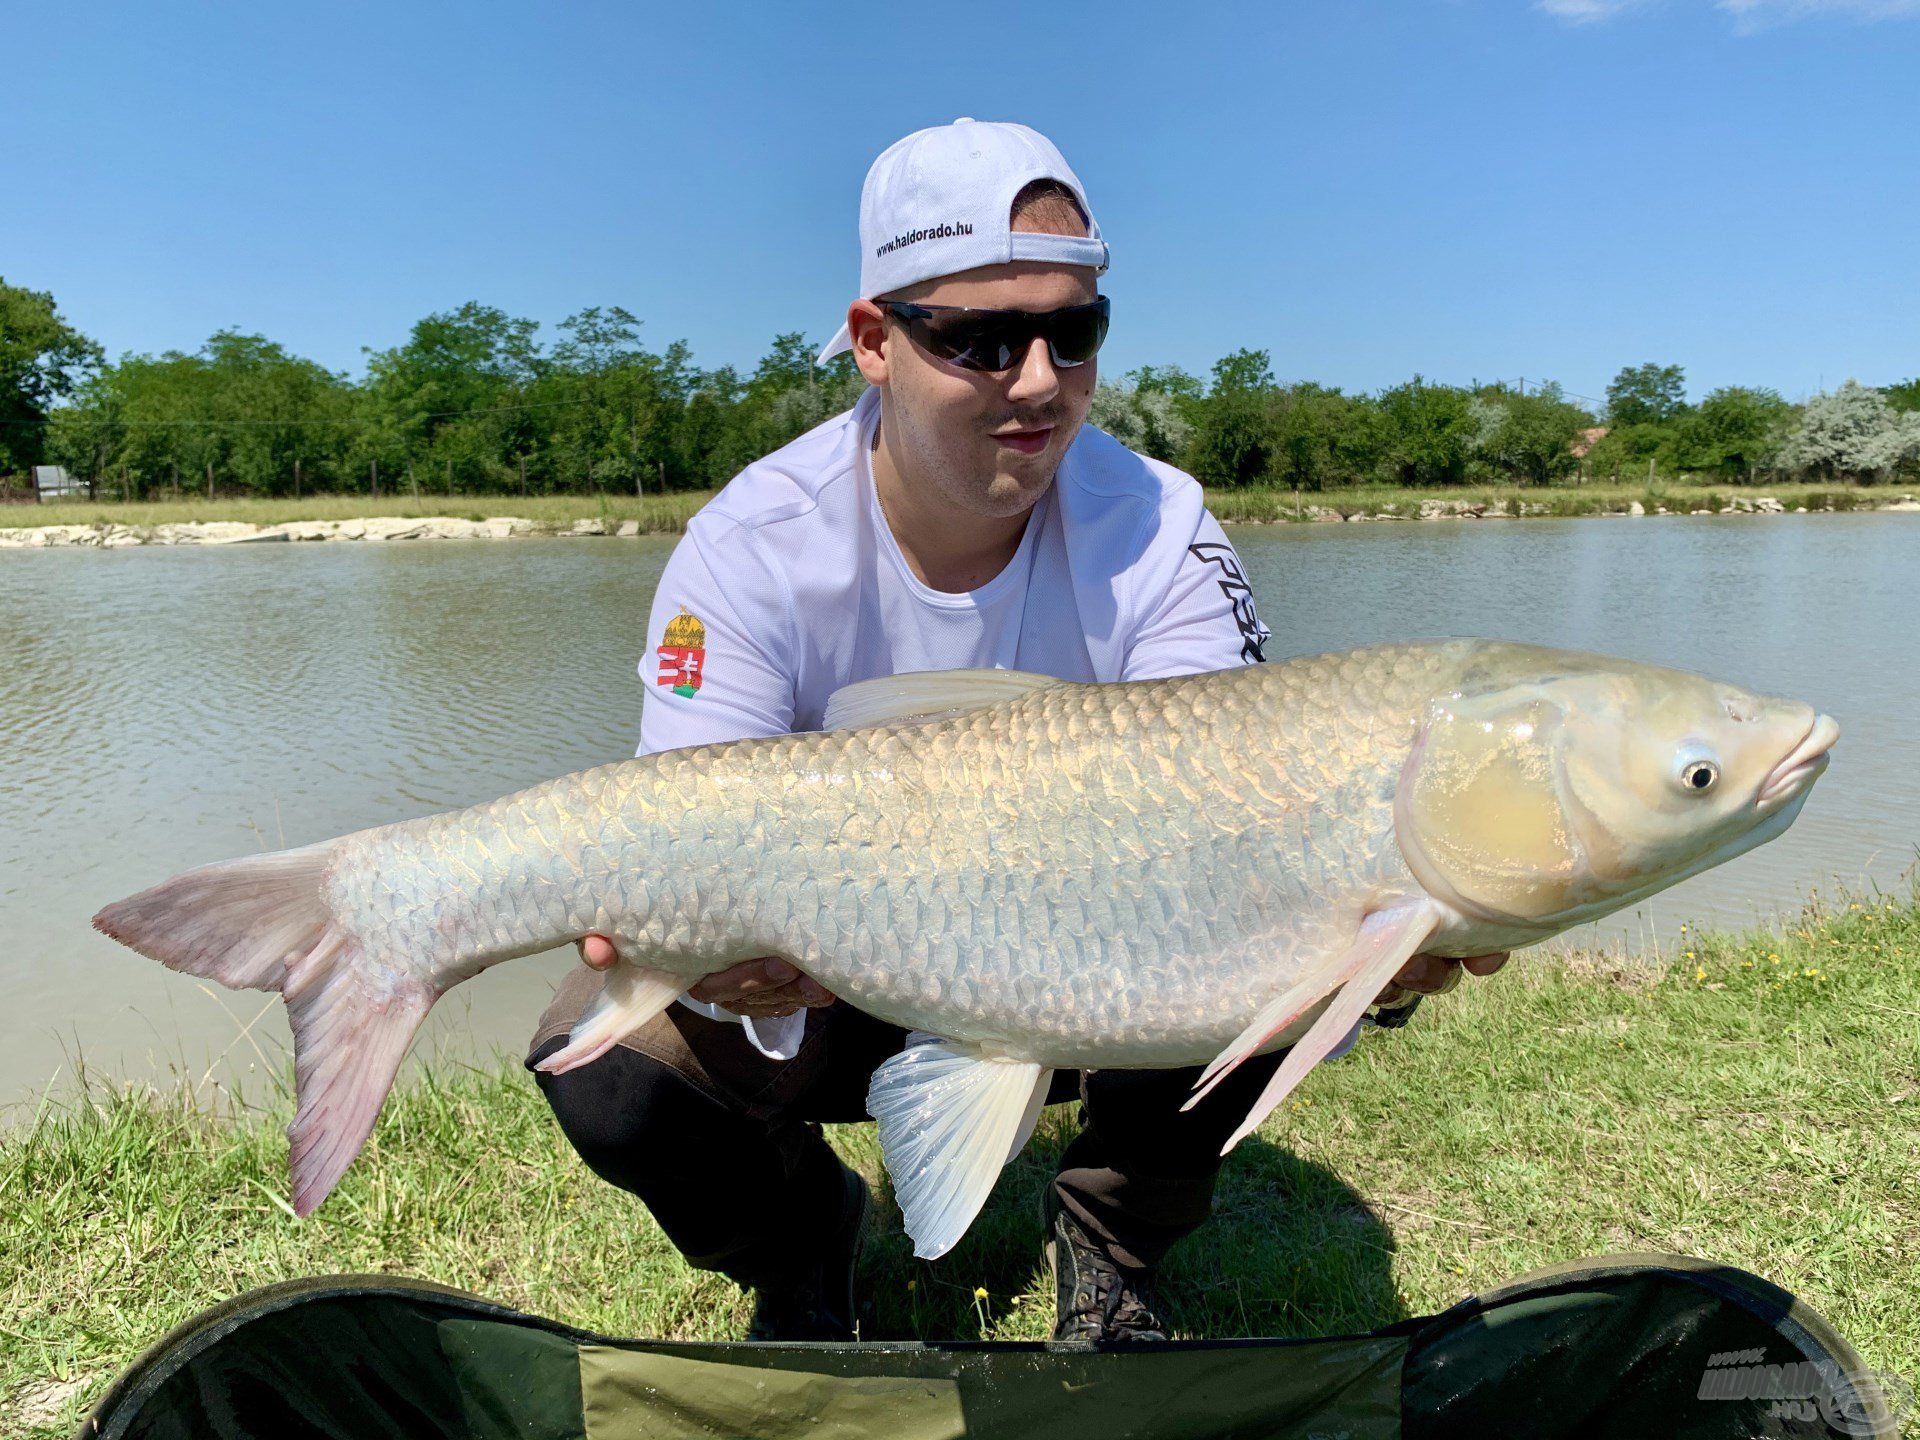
[525,970,1286,1282]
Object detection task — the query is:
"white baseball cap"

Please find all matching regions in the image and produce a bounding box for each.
[816,118,1109,365]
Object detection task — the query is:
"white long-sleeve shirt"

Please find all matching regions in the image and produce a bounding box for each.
[637,386,1355,1062]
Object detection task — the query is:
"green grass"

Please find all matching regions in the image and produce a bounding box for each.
[4,895,1918,1436]
[2,480,1907,534]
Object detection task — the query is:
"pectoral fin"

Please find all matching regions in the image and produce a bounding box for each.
[1186,902,1440,1150]
[867,1035,1052,1260]
[534,962,684,1075]
[1224,903,1440,1153]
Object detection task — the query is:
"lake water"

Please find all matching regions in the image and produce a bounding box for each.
[2,516,1915,1110]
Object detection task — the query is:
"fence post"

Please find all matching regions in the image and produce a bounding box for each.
[519,454,527,496]
[207,461,214,500]
[294,458,302,499]
[371,459,379,499]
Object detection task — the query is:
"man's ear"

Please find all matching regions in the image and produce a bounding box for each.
[849,301,889,386]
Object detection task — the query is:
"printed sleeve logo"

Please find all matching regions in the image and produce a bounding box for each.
[1188,543,1269,663]
[657,608,708,698]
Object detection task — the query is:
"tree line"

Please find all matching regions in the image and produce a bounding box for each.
[4,277,1917,499]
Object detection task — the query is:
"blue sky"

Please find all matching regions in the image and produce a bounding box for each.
[6,0,1915,407]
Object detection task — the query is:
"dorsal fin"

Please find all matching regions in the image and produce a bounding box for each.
[822,667,1061,731]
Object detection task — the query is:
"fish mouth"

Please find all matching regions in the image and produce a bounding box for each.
[1757,713,1839,810]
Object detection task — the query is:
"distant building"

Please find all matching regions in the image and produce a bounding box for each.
[30,465,87,500]
[1570,426,1610,460]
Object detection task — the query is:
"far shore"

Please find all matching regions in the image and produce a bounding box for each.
[2,482,1916,550]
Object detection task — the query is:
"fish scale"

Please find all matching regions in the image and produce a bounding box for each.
[320,643,1435,1070]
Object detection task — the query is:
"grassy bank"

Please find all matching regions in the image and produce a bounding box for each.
[2,480,1909,535]
[4,895,1918,1435]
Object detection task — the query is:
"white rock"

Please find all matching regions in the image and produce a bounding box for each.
[1627,501,1645,516]
[616,519,641,537]
[565,518,608,537]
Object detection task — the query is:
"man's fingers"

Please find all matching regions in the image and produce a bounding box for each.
[688,956,800,1004]
[1393,953,1455,994]
[578,933,618,971]
[1390,951,1513,996]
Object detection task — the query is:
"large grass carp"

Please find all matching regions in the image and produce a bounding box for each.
[95,640,1837,1256]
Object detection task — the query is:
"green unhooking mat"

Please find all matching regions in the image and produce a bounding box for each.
[78,1253,1904,1440]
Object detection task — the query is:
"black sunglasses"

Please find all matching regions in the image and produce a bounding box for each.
[877,296,1110,373]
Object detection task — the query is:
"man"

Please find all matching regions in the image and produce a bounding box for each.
[527,119,1505,1344]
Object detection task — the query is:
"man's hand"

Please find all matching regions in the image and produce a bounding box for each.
[576,935,836,1019]
[1377,951,1509,1008]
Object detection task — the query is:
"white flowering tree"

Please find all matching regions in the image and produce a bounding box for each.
[1088,382,1193,463]
[1775,381,1920,480]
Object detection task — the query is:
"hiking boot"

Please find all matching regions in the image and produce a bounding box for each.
[1043,1190,1169,1345]
[745,1156,868,1342]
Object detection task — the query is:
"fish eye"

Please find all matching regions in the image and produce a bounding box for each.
[1680,760,1720,793]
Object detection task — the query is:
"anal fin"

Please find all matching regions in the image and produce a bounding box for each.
[1209,902,1439,1155]
[282,931,433,1217]
[534,961,684,1075]
[867,1035,1052,1260]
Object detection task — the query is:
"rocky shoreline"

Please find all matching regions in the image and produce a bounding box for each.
[1276,493,1920,523]
[2,494,1916,548]
[0,515,650,549]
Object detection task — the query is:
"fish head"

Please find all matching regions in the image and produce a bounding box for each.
[1397,654,1838,929]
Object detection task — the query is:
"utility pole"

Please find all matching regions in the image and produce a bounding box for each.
[293,457,302,499]
[371,459,379,499]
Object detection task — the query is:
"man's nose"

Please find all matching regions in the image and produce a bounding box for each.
[1003,336,1061,406]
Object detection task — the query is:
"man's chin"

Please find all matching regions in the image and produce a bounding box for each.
[979,467,1055,516]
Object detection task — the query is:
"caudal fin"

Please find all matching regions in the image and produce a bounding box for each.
[93,845,431,1216]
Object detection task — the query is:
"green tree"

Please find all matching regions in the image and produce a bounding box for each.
[1605,362,1688,427]
[49,331,353,497]
[1372,377,1477,487]
[1467,383,1594,485]
[1883,378,1920,413]
[1662,387,1791,479]
[0,279,103,477]
[1267,383,1374,491]
[360,303,540,492]
[1185,349,1277,487]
